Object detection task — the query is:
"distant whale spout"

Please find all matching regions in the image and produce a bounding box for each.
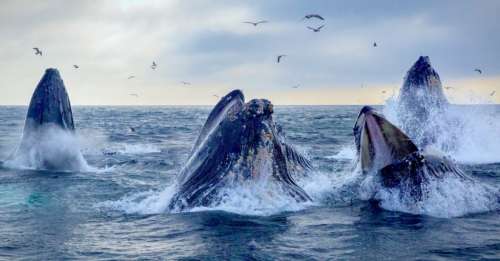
[169,90,312,211]
[396,56,451,147]
[6,68,87,171]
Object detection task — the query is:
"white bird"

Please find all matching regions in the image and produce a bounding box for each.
[128,76,135,79]
[243,20,268,26]
[33,47,42,56]
[444,86,453,90]
[292,84,300,89]
[307,25,325,32]
[213,94,219,99]
[490,90,496,96]
[181,81,191,85]
[277,55,287,63]
[303,14,324,20]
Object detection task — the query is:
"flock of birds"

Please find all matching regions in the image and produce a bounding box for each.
[31,13,495,98]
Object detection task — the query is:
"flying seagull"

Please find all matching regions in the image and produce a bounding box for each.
[307,25,325,32]
[474,68,482,74]
[180,81,191,85]
[129,127,136,132]
[303,14,324,20]
[213,94,220,99]
[151,61,157,70]
[33,47,42,56]
[128,75,135,79]
[490,90,496,96]
[243,20,268,26]
[373,42,377,47]
[73,65,79,69]
[381,90,387,94]
[292,84,300,89]
[277,55,287,63]
[129,93,139,97]
[444,86,454,90]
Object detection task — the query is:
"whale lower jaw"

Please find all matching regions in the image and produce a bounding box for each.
[168,149,311,211]
[379,151,467,201]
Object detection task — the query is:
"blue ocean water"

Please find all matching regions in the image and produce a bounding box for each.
[0,105,499,260]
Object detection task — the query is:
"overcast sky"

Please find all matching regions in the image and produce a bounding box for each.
[0,0,499,105]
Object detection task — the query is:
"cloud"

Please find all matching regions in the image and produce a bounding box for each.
[0,0,498,105]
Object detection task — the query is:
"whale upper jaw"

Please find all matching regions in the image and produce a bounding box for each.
[169,90,311,211]
[396,56,450,148]
[24,68,75,132]
[7,68,85,172]
[399,56,448,106]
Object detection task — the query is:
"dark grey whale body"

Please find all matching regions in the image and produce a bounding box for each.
[7,68,86,171]
[353,106,469,200]
[23,68,75,133]
[169,90,312,210]
[396,56,450,147]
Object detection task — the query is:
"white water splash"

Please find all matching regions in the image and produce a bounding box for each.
[116,143,162,154]
[325,145,356,160]
[384,98,500,164]
[98,185,177,215]
[99,178,314,216]
[188,180,314,216]
[4,125,92,172]
[357,164,499,218]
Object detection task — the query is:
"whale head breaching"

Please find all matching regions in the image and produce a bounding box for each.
[7,68,87,171]
[396,56,450,147]
[353,106,468,200]
[169,90,312,210]
[24,68,75,132]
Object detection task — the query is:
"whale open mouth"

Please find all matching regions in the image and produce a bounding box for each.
[353,106,418,174]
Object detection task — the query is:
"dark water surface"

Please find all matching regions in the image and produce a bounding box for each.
[0,106,498,260]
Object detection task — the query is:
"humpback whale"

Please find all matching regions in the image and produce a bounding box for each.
[169,90,312,210]
[396,56,450,147]
[353,106,469,200]
[7,68,86,171]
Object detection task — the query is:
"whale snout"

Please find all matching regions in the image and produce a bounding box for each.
[244,99,273,119]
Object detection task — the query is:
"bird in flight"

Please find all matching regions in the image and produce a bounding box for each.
[180,81,191,85]
[292,84,300,89]
[490,90,496,96]
[307,25,325,32]
[243,20,268,26]
[277,55,287,63]
[213,94,219,99]
[129,127,136,132]
[381,90,387,94]
[73,65,79,69]
[33,47,42,56]
[151,61,157,70]
[444,86,454,90]
[373,42,377,47]
[128,76,135,79]
[474,68,482,74]
[303,14,324,20]
[129,93,139,97]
